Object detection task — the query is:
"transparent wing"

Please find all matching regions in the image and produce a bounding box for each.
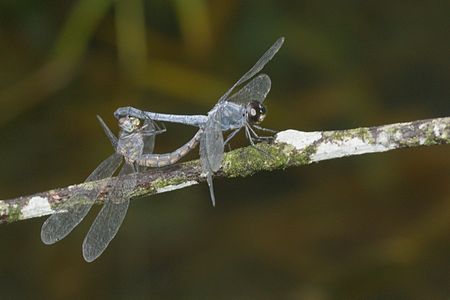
[199,135,216,207]
[218,37,284,104]
[204,111,224,173]
[226,74,272,105]
[199,133,210,174]
[97,115,118,150]
[200,110,224,206]
[142,119,156,154]
[82,162,136,262]
[41,153,122,244]
[141,119,167,152]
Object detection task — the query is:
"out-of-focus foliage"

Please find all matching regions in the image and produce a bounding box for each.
[0,0,449,299]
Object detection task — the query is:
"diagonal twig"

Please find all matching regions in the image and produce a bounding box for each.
[0,116,448,224]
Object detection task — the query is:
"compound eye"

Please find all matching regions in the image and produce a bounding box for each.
[132,117,141,127]
[246,101,267,124]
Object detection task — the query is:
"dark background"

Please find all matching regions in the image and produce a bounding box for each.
[0,0,449,299]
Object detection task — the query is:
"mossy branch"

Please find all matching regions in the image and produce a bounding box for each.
[1,116,448,224]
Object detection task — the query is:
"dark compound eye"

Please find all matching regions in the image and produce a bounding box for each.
[246,101,267,124]
[131,117,141,127]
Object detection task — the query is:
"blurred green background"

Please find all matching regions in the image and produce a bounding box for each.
[0,0,449,299]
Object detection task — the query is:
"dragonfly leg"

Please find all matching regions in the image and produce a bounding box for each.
[245,126,273,159]
[140,128,166,136]
[153,120,167,134]
[247,125,274,142]
[245,126,256,146]
[140,120,166,136]
[253,124,278,134]
[224,128,241,146]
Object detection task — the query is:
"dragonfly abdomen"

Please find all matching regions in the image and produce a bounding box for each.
[137,129,203,167]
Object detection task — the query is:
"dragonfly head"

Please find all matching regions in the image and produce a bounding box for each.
[246,101,267,125]
[118,116,141,133]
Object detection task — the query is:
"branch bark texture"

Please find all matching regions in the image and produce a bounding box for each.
[1,116,448,224]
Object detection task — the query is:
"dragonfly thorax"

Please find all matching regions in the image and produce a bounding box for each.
[246,101,266,124]
[117,131,144,164]
[117,116,145,163]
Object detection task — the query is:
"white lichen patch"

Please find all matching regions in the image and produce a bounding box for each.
[418,123,428,130]
[313,137,390,162]
[377,131,390,146]
[433,122,447,138]
[0,201,8,212]
[394,129,403,141]
[276,130,322,150]
[156,180,198,194]
[21,196,54,219]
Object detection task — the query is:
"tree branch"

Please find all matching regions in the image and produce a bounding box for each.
[1,116,448,224]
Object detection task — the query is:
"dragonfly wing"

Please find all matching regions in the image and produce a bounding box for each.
[97,115,118,150]
[139,119,164,172]
[142,119,156,154]
[204,111,224,172]
[41,153,122,245]
[226,74,271,105]
[218,37,284,104]
[201,111,224,207]
[200,135,216,207]
[82,162,136,262]
[199,133,210,173]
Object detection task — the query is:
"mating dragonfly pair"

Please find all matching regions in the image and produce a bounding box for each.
[41,37,285,262]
